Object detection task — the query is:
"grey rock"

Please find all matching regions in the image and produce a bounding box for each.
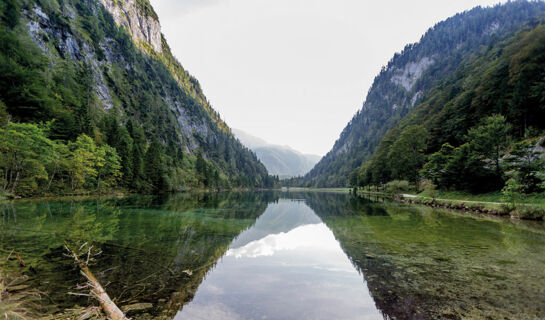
[100,0,162,53]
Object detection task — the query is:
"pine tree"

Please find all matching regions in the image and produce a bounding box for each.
[145,139,164,193]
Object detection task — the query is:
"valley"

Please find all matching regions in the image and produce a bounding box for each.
[1,0,545,319]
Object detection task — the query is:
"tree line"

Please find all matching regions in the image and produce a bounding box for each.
[354,116,544,196]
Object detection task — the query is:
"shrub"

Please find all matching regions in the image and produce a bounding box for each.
[420,180,438,199]
[512,206,545,221]
[385,180,410,194]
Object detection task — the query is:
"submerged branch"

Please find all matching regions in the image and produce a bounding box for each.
[65,244,129,320]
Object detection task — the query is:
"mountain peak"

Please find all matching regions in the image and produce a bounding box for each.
[233,129,321,178]
[100,0,162,52]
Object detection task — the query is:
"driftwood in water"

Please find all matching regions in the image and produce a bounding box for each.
[6,249,26,267]
[65,244,129,320]
[14,253,25,267]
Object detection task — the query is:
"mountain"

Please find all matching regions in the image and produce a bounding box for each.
[233,129,321,178]
[356,20,545,194]
[0,0,273,195]
[300,1,545,187]
[232,129,269,149]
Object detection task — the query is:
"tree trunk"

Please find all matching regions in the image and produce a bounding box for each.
[71,172,76,191]
[97,173,101,194]
[7,158,14,190]
[79,264,128,320]
[11,170,20,194]
[3,167,9,190]
[67,246,129,320]
[46,165,57,191]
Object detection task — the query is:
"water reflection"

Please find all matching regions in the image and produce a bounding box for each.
[0,193,274,318]
[175,199,382,320]
[302,192,545,319]
[3,192,545,319]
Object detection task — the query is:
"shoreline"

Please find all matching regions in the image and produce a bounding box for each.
[4,187,543,221]
[357,190,545,221]
[0,188,286,202]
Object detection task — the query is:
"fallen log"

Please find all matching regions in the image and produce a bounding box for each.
[65,244,129,320]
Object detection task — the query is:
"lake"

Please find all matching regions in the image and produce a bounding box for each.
[1,192,545,319]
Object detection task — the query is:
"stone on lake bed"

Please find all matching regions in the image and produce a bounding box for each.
[121,303,153,313]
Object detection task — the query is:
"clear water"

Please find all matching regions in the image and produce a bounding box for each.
[1,192,545,319]
[175,199,381,320]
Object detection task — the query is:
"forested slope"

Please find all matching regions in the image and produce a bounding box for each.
[0,0,274,196]
[301,1,545,187]
[355,21,545,196]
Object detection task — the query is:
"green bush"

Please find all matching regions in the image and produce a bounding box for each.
[385,180,410,194]
[512,206,545,221]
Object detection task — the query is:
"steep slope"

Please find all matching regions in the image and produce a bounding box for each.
[301,1,545,187]
[233,129,321,178]
[356,22,545,194]
[0,0,272,194]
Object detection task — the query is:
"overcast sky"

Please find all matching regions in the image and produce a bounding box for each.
[150,0,505,156]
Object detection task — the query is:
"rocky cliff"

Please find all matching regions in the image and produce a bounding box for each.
[2,0,271,190]
[100,0,162,52]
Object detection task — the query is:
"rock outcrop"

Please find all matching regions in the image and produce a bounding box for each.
[100,0,162,53]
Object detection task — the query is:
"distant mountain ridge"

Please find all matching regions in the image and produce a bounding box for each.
[233,129,321,178]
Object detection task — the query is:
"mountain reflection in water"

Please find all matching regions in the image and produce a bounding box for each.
[175,199,382,320]
[2,192,545,319]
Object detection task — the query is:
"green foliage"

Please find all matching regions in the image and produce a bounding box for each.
[420,180,438,200]
[0,122,122,195]
[68,134,98,191]
[0,24,52,121]
[420,116,509,193]
[387,125,427,186]
[356,161,372,188]
[355,126,426,190]
[0,122,52,195]
[144,139,165,193]
[384,180,410,194]
[135,0,159,21]
[345,19,545,196]
[95,144,122,191]
[0,0,274,196]
[301,2,545,187]
[502,178,524,211]
[466,115,511,174]
[0,100,8,126]
[422,143,455,186]
[442,143,502,193]
[504,139,545,193]
[1,0,20,29]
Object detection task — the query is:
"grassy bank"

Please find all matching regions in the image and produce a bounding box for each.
[281,187,351,193]
[417,190,545,208]
[357,189,545,221]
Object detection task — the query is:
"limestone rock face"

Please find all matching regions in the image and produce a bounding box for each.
[100,0,162,53]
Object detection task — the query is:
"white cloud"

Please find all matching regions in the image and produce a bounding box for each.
[226,223,340,258]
